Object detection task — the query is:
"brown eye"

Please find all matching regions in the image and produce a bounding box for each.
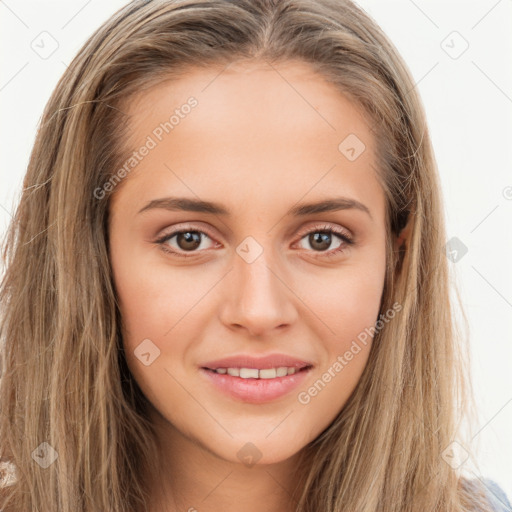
[155,227,218,258]
[307,232,334,252]
[175,231,203,251]
[296,224,354,259]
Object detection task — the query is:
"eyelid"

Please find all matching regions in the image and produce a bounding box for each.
[156,221,353,242]
[295,222,353,242]
[154,221,354,258]
[155,221,217,240]
[154,223,219,252]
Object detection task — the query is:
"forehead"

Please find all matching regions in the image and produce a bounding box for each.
[125,58,373,144]
[111,59,384,222]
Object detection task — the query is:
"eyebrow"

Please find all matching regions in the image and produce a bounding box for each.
[137,196,372,220]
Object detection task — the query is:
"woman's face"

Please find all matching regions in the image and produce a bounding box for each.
[109,59,388,466]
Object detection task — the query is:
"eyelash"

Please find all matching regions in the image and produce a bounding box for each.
[154,224,354,260]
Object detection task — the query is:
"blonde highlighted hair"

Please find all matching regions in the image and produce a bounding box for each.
[0,0,493,510]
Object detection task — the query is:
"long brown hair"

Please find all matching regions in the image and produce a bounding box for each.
[0,0,493,510]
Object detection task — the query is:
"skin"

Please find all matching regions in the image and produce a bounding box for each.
[108,59,394,512]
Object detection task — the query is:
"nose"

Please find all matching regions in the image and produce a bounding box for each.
[218,246,298,338]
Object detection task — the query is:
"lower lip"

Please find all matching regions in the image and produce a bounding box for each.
[200,367,312,404]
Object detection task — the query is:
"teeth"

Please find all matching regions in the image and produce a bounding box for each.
[276,367,288,377]
[239,368,259,379]
[213,366,305,379]
[259,368,277,379]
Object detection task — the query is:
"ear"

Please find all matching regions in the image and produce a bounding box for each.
[394,218,412,251]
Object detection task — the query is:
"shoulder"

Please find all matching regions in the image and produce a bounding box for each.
[482,479,512,512]
[462,477,512,512]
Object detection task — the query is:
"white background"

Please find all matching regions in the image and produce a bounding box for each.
[1,0,511,501]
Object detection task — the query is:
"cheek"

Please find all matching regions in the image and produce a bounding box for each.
[333,269,384,342]
[300,244,386,347]
[110,232,197,343]
[295,245,386,403]
[295,272,384,423]
[110,245,200,410]
[111,242,219,407]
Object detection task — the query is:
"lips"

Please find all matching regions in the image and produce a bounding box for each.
[199,353,314,403]
[200,353,313,370]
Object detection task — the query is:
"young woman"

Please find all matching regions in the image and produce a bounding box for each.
[0,0,510,511]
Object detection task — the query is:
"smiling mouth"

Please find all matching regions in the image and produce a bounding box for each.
[202,365,313,379]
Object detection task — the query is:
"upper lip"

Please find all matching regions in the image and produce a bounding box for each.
[200,354,313,370]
